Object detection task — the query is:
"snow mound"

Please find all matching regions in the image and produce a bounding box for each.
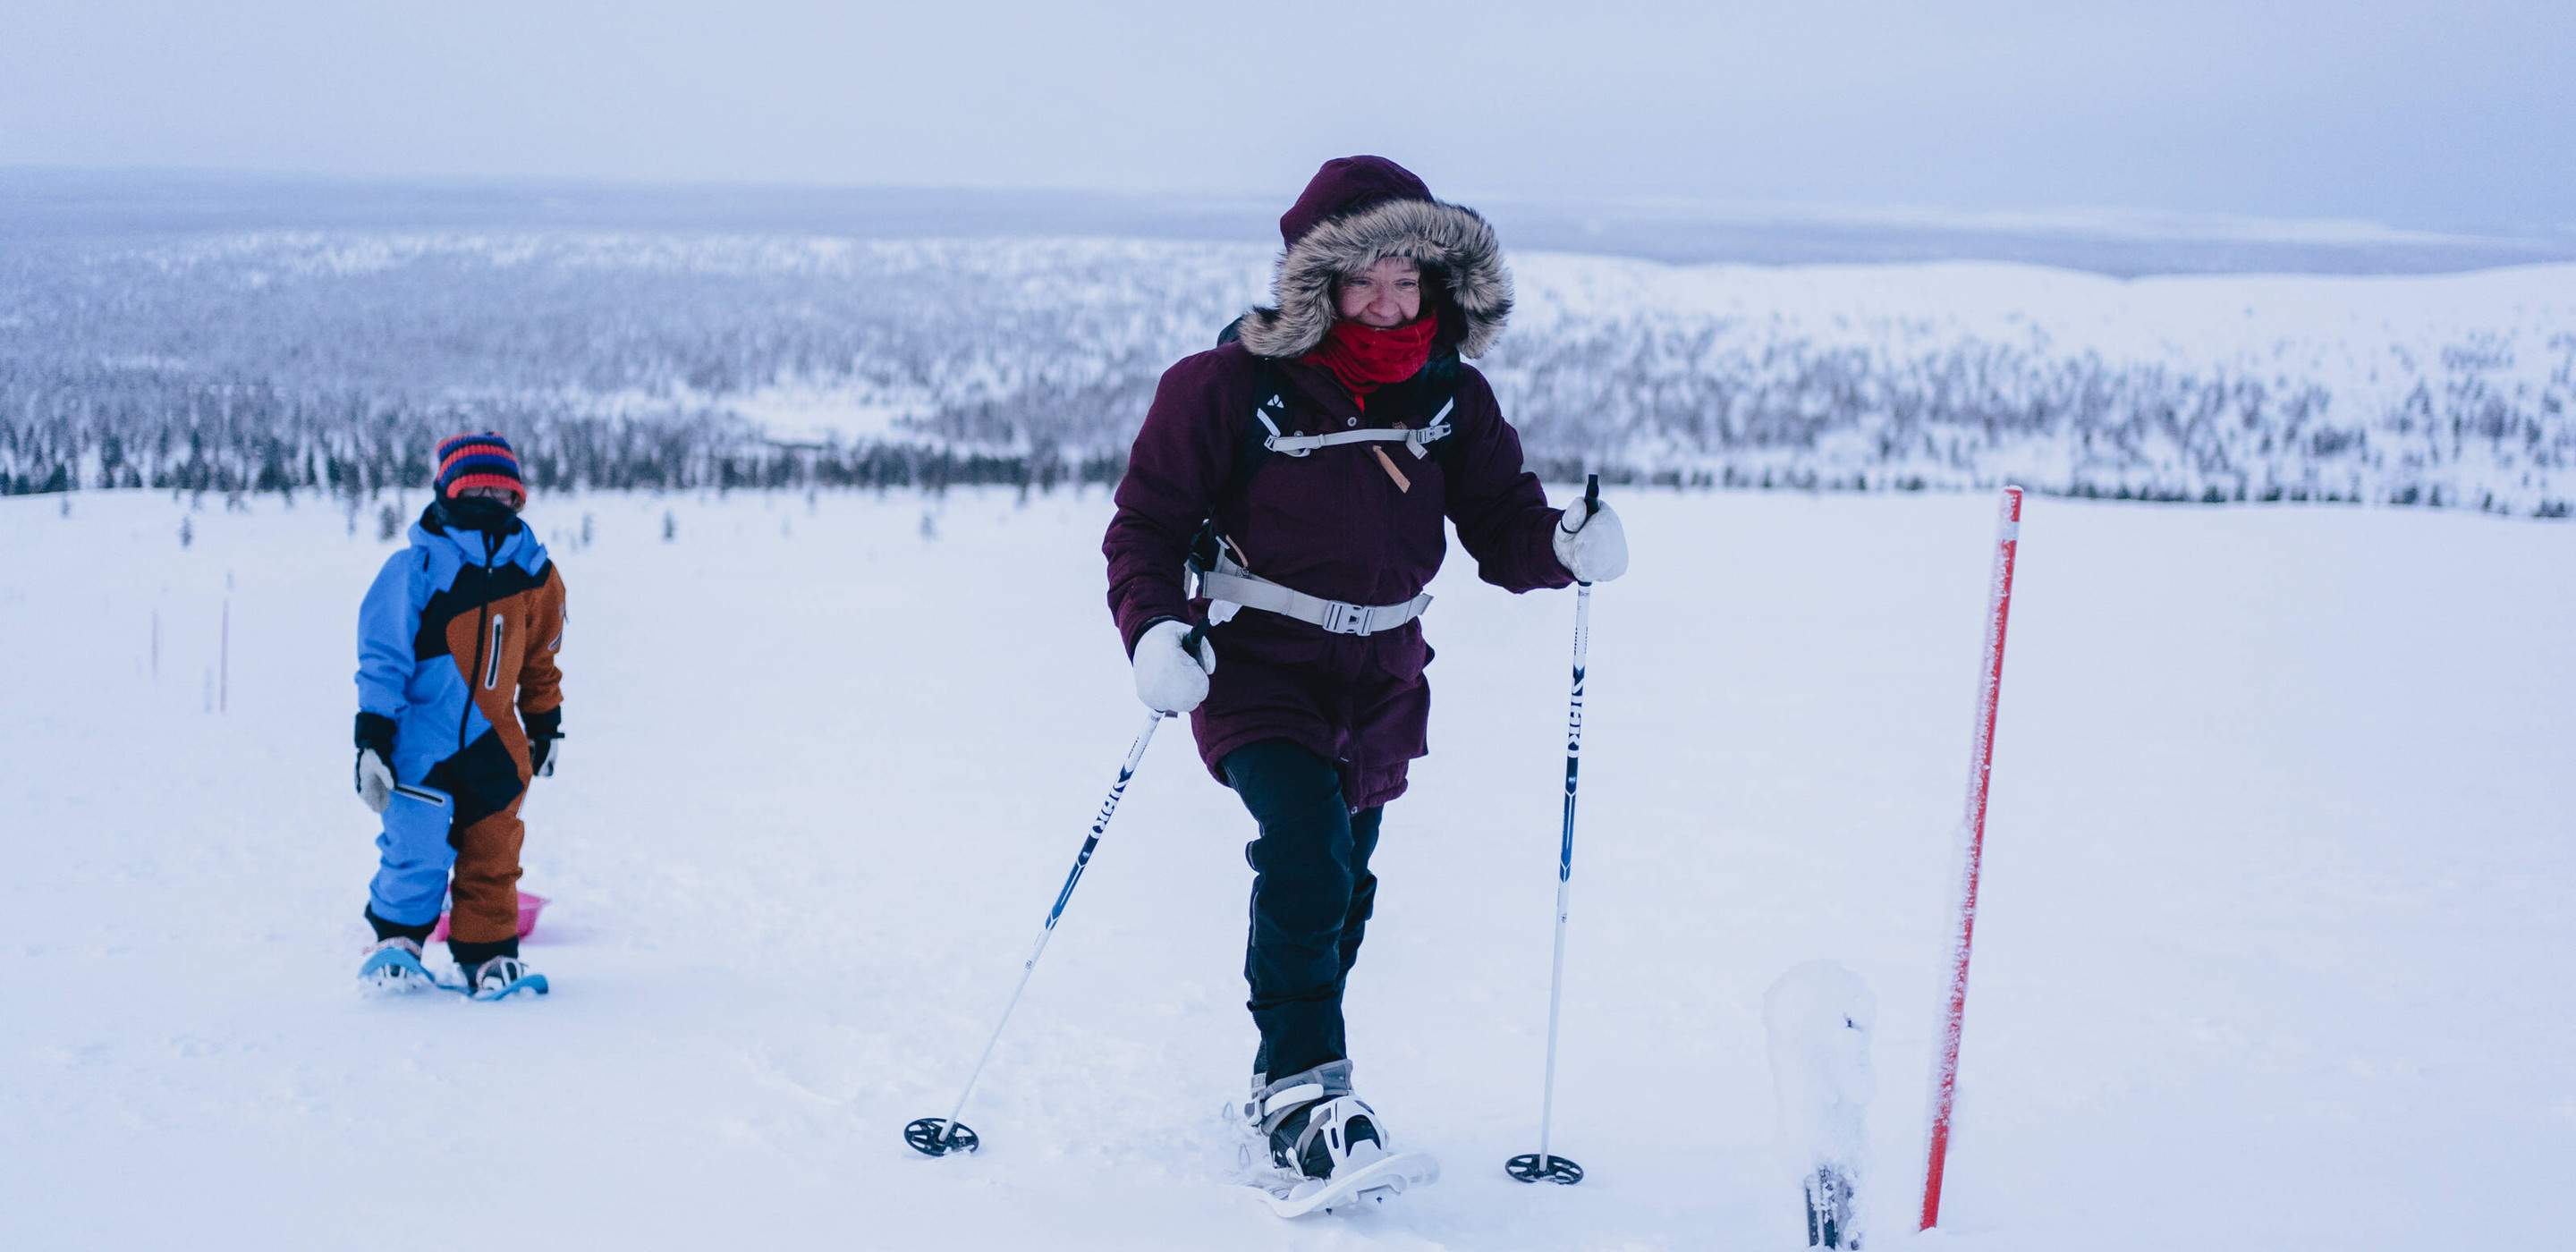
[1766,959,1879,1172]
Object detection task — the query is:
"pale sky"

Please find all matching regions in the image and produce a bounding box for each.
[4,0,2569,232]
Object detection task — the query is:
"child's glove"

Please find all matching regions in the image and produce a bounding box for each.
[354,713,398,814]
[1132,619,1216,714]
[1552,499,1629,584]
[524,708,563,779]
[356,751,394,813]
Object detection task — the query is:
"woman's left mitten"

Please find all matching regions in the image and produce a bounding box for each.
[1552,500,1630,583]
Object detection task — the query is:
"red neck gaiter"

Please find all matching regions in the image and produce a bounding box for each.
[1301,313,1439,410]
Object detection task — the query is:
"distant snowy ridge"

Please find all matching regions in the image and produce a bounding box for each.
[2,233,2569,512]
[1493,256,2575,510]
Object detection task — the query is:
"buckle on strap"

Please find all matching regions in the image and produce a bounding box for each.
[1406,401,1457,460]
[1199,557,1429,637]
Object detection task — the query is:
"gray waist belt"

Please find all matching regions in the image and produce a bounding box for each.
[1193,552,1430,637]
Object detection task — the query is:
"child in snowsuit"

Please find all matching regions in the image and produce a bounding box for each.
[352,432,567,999]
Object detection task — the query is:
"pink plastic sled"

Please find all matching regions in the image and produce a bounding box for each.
[427,892,548,943]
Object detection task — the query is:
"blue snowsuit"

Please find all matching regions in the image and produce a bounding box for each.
[357,510,566,945]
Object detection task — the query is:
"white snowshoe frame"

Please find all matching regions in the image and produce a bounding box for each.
[1247,1130,1441,1219]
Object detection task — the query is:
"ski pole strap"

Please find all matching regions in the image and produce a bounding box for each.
[1256,399,1454,460]
[1193,549,1431,638]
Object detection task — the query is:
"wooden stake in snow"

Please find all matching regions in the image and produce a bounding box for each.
[1919,486,2022,1231]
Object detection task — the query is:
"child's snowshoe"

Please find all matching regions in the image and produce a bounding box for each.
[358,937,436,994]
[462,955,549,1001]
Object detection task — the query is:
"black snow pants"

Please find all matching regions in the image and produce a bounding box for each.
[1223,739,1385,1081]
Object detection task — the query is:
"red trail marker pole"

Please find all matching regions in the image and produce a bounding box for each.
[1919,486,2022,1231]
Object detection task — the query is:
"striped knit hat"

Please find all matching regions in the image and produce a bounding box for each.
[434,432,526,504]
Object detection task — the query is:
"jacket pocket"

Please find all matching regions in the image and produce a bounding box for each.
[392,782,450,808]
[482,614,505,689]
[381,782,456,861]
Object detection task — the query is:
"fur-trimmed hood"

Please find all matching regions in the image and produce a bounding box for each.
[1235,156,1513,361]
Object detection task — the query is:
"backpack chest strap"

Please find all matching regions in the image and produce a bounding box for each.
[1257,398,1455,460]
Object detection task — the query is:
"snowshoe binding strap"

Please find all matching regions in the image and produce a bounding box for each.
[1243,1081,1326,1127]
[1279,1096,1389,1180]
[464,955,548,1000]
[1250,1061,1353,1141]
[358,938,434,993]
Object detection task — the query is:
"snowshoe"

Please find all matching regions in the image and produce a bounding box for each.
[358,937,436,994]
[462,955,549,1001]
[1234,1062,1440,1217]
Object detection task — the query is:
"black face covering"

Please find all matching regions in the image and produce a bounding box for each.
[429,494,521,538]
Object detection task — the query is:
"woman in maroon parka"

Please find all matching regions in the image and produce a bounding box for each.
[1103,156,1629,1181]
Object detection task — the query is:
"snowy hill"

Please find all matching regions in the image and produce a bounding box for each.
[4,233,2572,512]
[4,486,2570,1249]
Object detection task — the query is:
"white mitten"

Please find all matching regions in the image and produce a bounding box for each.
[1133,619,1216,713]
[1553,499,1630,583]
[356,749,394,814]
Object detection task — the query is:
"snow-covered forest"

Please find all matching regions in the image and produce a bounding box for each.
[4,232,2572,513]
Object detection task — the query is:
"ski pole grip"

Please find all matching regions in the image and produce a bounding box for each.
[1583,473,1600,520]
[1182,620,1208,663]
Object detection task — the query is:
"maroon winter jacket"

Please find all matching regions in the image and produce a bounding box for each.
[1103,157,1573,808]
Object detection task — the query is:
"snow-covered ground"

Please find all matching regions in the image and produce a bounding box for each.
[4,486,2571,1250]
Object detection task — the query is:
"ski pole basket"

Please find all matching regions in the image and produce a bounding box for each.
[903,1117,979,1157]
[1504,1152,1584,1185]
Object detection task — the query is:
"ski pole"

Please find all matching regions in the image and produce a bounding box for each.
[906,623,1203,1157]
[1508,473,1599,1187]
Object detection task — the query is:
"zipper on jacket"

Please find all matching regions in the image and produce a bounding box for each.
[483,615,505,689]
[461,544,496,751]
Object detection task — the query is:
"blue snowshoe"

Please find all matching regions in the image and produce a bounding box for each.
[358,938,439,994]
[463,955,549,1001]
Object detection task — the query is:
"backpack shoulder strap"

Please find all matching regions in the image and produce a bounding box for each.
[1381,353,1469,478]
[1219,356,1291,505]
[1188,351,1286,574]
[1210,317,1287,502]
